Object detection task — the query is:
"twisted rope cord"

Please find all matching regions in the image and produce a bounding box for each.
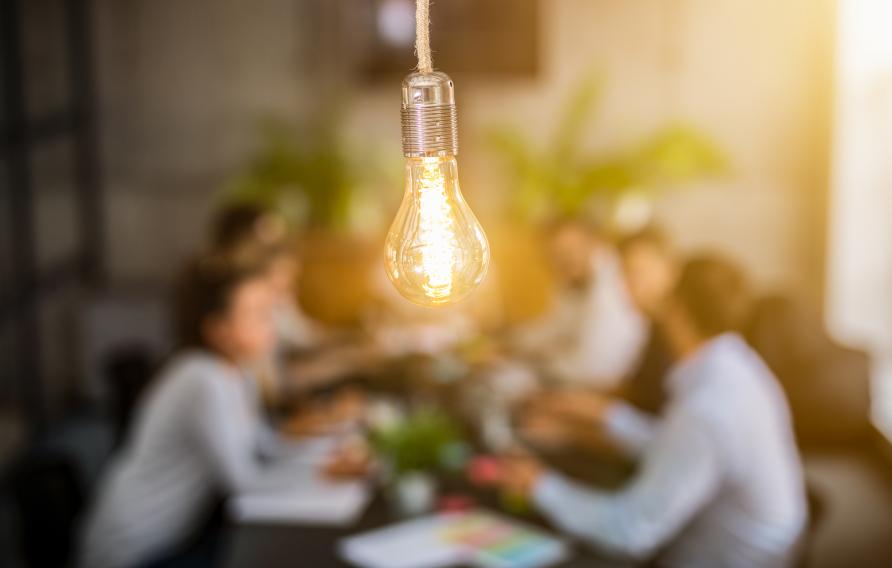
[415,0,433,73]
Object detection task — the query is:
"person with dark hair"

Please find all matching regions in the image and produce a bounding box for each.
[205,204,373,445]
[500,255,807,567]
[613,225,678,414]
[617,227,675,318]
[210,202,287,254]
[516,226,677,453]
[207,205,316,397]
[209,203,321,352]
[79,254,364,568]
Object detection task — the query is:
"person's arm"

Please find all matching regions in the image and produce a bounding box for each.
[603,401,658,456]
[532,411,720,560]
[191,375,312,494]
[530,391,658,456]
[255,417,293,459]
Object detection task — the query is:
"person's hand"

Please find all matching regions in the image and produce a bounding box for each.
[515,409,575,450]
[282,389,366,438]
[281,407,336,438]
[499,454,544,499]
[323,439,373,480]
[534,388,616,425]
[331,388,366,423]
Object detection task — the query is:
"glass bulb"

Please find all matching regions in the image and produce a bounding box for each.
[385,156,490,306]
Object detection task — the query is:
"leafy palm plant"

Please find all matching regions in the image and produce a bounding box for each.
[226,119,383,231]
[488,75,727,223]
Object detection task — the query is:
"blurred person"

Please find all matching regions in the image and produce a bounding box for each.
[618,226,677,322]
[501,255,807,567]
[525,225,679,430]
[210,202,321,351]
[225,240,368,448]
[512,218,646,388]
[613,225,679,415]
[210,203,367,406]
[516,227,678,454]
[79,255,366,568]
[210,201,287,252]
[244,246,370,441]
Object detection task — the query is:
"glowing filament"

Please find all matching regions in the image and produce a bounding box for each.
[417,158,457,298]
[385,155,489,307]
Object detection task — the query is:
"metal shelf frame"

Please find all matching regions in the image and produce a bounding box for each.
[0,0,103,434]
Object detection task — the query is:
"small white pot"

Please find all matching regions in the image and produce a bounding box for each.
[389,472,437,517]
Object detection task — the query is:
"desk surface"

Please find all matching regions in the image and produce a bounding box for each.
[226,371,638,568]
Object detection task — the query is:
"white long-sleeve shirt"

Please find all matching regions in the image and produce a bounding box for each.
[533,334,807,567]
[80,351,314,568]
[514,248,647,388]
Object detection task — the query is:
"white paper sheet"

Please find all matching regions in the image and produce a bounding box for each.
[339,515,461,568]
[229,477,371,526]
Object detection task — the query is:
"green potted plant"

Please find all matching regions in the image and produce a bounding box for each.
[226,119,367,229]
[369,408,467,516]
[224,118,394,324]
[485,75,727,322]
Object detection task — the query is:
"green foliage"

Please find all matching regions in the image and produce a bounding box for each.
[370,408,464,477]
[225,120,369,230]
[487,75,727,222]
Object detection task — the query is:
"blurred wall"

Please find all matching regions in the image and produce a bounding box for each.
[93,0,835,307]
[93,0,312,286]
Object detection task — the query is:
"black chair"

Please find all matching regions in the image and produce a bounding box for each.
[745,295,872,448]
[141,497,226,568]
[103,344,157,447]
[9,449,85,568]
[793,482,827,568]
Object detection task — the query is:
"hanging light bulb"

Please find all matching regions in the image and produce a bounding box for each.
[385,0,490,306]
[385,71,490,306]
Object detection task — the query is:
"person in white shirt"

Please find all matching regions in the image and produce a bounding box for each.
[80,254,364,568]
[502,255,808,567]
[512,218,647,388]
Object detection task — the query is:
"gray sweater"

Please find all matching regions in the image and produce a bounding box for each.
[80,351,307,568]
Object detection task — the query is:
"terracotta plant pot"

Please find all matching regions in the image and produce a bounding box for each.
[485,220,555,325]
[297,230,378,326]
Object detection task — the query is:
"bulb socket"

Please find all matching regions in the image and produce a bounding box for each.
[401,71,459,157]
